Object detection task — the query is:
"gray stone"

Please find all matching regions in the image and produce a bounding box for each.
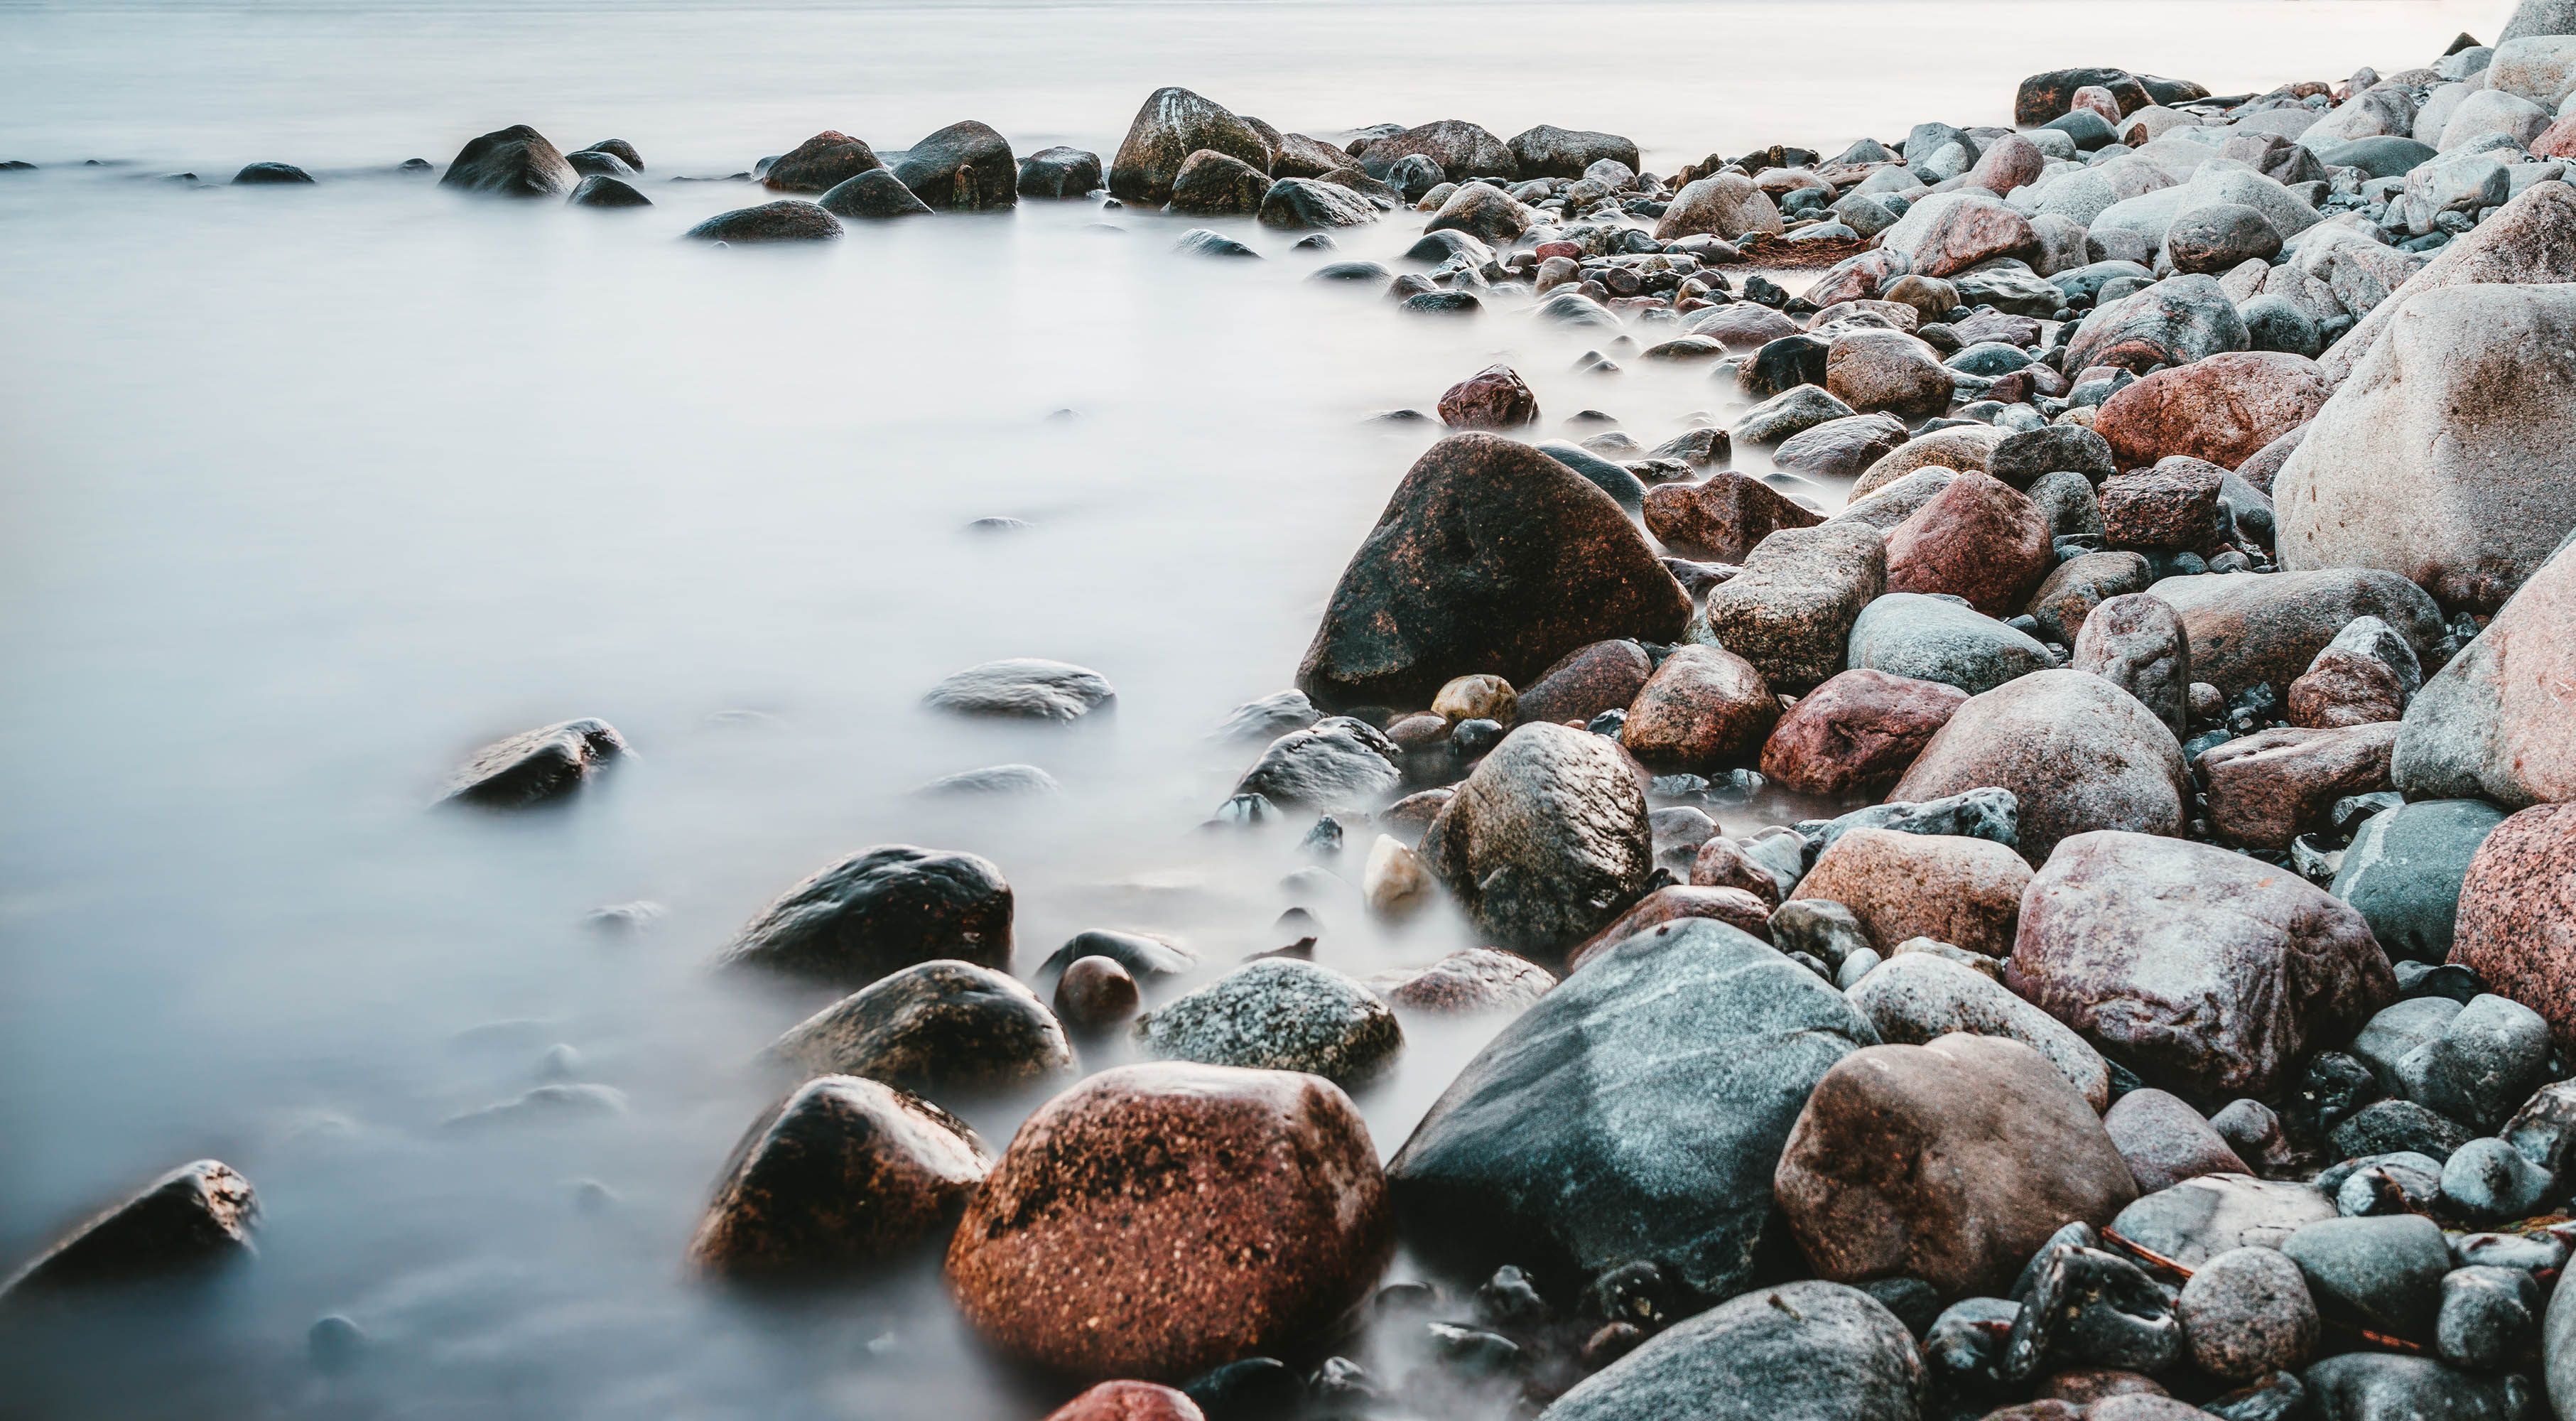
[2180,1246,2320,1383]
[2548,1249,2575,1420]
[2109,1174,2338,1268]
[2393,993,2553,1130]
[2072,592,2190,740]
[2391,533,2576,808]
[1137,958,1402,1084]
[2439,1138,2557,1223]
[1802,787,2020,858]
[2281,1214,2449,1335]
[2332,1099,2476,1162]
[2105,1088,2251,1193]
[1233,718,1401,808]
[1535,1280,1922,1421]
[925,658,1115,720]
[1845,592,2054,695]
[1417,723,1652,955]
[1846,951,2111,1109]
[2302,1352,2541,1421]
[1701,522,1888,693]
[2436,1265,2539,1372]
[2501,1079,2576,1180]
[2028,470,2106,544]
[1770,899,1869,971]
[2353,997,2464,1095]
[820,168,933,219]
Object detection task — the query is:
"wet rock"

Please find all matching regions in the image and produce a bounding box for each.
[1734,386,1854,446]
[1688,302,1803,352]
[1417,723,1652,955]
[2441,1138,2556,1223]
[821,168,932,219]
[1258,177,1377,229]
[1045,1382,1206,1421]
[2452,804,2576,1049]
[1215,691,1319,743]
[1517,640,1652,728]
[2148,568,2448,702]
[1376,949,1553,1015]
[1137,959,1400,1084]
[2331,1099,2474,1162]
[685,200,843,242]
[2393,539,2576,806]
[1825,330,1954,419]
[568,173,651,207]
[1054,956,1140,1030]
[1846,952,2111,1109]
[2178,1247,2318,1383]
[2104,1088,2249,1192]
[1620,644,1777,770]
[718,845,1014,988]
[1297,434,1686,710]
[1535,1280,1924,1421]
[1356,121,1515,182]
[1110,88,1272,204]
[2304,1352,2536,1421]
[1772,412,1911,481]
[767,960,1074,1096]
[1233,718,1401,808]
[1536,443,1648,519]
[1423,182,1532,244]
[1564,885,1780,971]
[441,717,627,806]
[915,763,1059,796]
[2198,722,2399,850]
[1166,148,1271,215]
[1846,593,2053,697]
[2435,1264,2539,1372]
[1434,364,1537,431]
[2113,1173,2338,1270]
[1791,828,2030,961]
[0,1160,258,1297]
[2000,1246,2182,1383]
[1655,173,1785,242]
[2280,1214,2448,1336]
[1778,1034,2136,1297]
[947,1063,1390,1382]
[1643,470,1820,563]
[1883,471,2052,617]
[2009,831,2397,1097]
[892,120,1014,210]
[1391,919,1874,1299]
[2066,274,2249,375]
[232,161,313,184]
[761,130,884,193]
[1173,228,1259,258]
[443,1081,627,1129]
[1991,424,2116,491]
[1040,929,1198,984]
[1759,669,1964,796]
[1689,836,1784,905]
[2029,553,2150,647]
[687,1075,990,1279]
[926,658,1115,720]
[440,123,578,197]
[1017,146,1102,199]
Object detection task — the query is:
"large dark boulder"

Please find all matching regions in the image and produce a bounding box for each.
[1417,722,1653,955]
[820,168,932,220]
[1508,125,1640,180]
[1294,433,1687,710]
[1016,146,1101,199]
[1536,1280,1924,1421]
[1,1160,259,1297]
[440,718,627,807]
[439,124,577,198]
[717,845,1012,988]
[1357,120,1517,181]
[893,120,1016,210]
[760,130,884,193]
[1109,87,1272,205]
[1390,919,1877,1301]
[683,201,843,243]
[2015,69,2153,125]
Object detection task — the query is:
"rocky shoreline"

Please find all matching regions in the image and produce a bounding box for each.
[9,7,2576,1421]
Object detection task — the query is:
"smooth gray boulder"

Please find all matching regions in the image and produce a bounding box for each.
[2331,799,2511,961]
[1536,1280,1924,1421]
[1418,722,1653,955]
[1844,593,2052,696]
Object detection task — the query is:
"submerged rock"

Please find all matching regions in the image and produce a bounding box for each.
[924,658,1115,721]
[440,718,627,807]
[767,960,1074,1097]
[717,845,1013,988]
[439,123,577,197]
[1017,146,1102,199]
[1,1160,259,1297]
[820,168,932,219]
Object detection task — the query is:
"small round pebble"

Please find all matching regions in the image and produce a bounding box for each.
[1053,954,1140,1030]
[2177,1246,2319,1382]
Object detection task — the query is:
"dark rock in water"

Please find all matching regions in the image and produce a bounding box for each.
[565,148,633,178]
[1110,87,1274,205]
[1402,290,1481,316]
[568,174,651,208]
[232,161,313,185]
[1508,125,1640,180]
[1174,227,1259,259]
[2303,1352,2537,1421]
[1039,929,1197,986]
[1296,433,1687,710]
[574,138,642,172]
[2314,137,2436,180]
[1233,718,1401,808]
[439,124,578,197]
[1417,721,1652,955]
[1739,334,1831,399]
[767,959,1075,1096]
[1,1160,259,1297]
[1310,259,1390,283]
[1016,145,1101,199]
[2016,68,2151,125]
[1269,131,1350,180]
[1384,152,1445,202]
[308,1314,366,1372]
[1423,182,1532,244]
[685,200,843,242]
[1,160,37,172]
[1137,958,1402,1084]
[1167,148,1272,215]
[1184,1357,1304,1421]
[1437,364,1536,430]
[441,718,627,806]
[1536,441,1648,518]
[442,1081,629,1130]
[946,1062,1390,1383]
[1390,918,1875,1299]
[913,763,1059,796]
[1356,121,1517,182]
[1535,1280,1922,1421]
[687,1074,989,1280]
[717,845,1013,988]
[891,120,1015,210]
[820,168,931,219]
[1213,690,1318,742]
[1257,176,1378,229]
[2280,1214,2448,1336]
[1053,956,1140,1032]
[2001,1246,2182,1383]
[925,658,1113,720]
[761,130,884,193]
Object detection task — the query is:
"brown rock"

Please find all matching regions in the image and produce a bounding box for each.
[690,1075,992,1280]
[1884,469,2053,617]
[1165,148,1272,215]
[1790,827,2033,958]
[1892,669,2192,865]
[2102,1087,2249,1194]
[2028,551,2153,647]
[946,1062,1392,1382]
[1851,425,2003,500]
[1381,787,1452,833]
[1375,948,1554,1015]
[1690,303,1802,350]
[2197,722,2398,849]
[1056,956,1141,1030]
[0,1160,258,1296]
[1774,1033,2139,1297]
[2148,568,2450,701]
[2101,458,2226,553]
[1884,193,2040,280]
[1653,172,1785,241]
[1517,639,1652,726]
[2071,593,2190,740]
[2008,831,2398,1098]
[766,959,1077,1097]
[1701,522,1888,693]
[1643,470,1822,562]
[1689,836,1785,904]
[2287,651,2406,728]
[1044,1382,1205,1421]
[1825,329,1956,419]
[1965,134,2045,197]
[1760,669,1966,795]
[2450,804,2576,1050]
[1620,644,1778,769]
[2091,352,2332,471]
[1437,364,1537,430]
[764,130,885,192]
[1564,885,1777,971]
[1882,274,1961,326]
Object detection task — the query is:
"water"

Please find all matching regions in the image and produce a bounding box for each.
[0,1,2494,1416]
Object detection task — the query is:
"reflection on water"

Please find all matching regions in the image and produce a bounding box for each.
[0,1,2488,1415]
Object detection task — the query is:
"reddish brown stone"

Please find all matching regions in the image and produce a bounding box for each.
[1892,670,2192,865]
[2287,649,2406,728]
[2101,1087,2250,1194]
[946,1062,1392,1382]
[1056,956,1142,1030]
[1643,470,1823,563]
[1516,639,1652,728]
[1386,712,1449,749]
[1380,787,1453,833]
[1044,1381,1206,1421]
[2451,804,2576,1050]
[1790,827,2033,958]
[763,130,885,193]
[1375,948,1555,1015]
[1760,669,1964,795]
[2035,1371,2169,1405]
[2101,458,2226,553]
[2092,352,2333,471]
[1564,885,1776,971]
[1774,1033,2138,1297]
[1883,469,2054,617]
[1689,836,1783,905]
[2197,722,2398,849]
[1436,364,1538,431]
[1619,644,1778,769]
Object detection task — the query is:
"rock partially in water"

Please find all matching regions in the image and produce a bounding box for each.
[684,200,843,242]
[1619,644,1777,772]
[760,130,884,193]
[1166,147,1272,215]
[820,168,932,219]
[1257,177,1378,229]
[914,763,1061,796]
[1517,639,1652,728]
[1232,718,1401,809]
[1507,125,1638,180]
[1137,958,1400,1084]
[1,1160,259,1297]
[1110,88,1272,205]
[767,959,1074,1098]
[440,717,627,807]
[1017,146,1102,199]
[1535,1280,1923,1421]
[892,119,1015,210]
[718,845,1013,989]
[925,658,1114,721]
[1039,929,1198,984]
[232,161,313,185]
[1417,723,1652,956]
[439,123,577,197]
[1355,121,1517,183]
[1054,955,1140,1032]
[1375,949,1553,1015]
[1172,227,1260,259]
[568,174,651,208]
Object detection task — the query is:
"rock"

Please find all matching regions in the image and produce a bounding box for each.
[2288,652,2408,730]
[687,1075,990,1279]
[1017,146,1102,199]
[0,1160,258,1296]
[2331,799,2509,962]
[1802,787,2020,860]
[1736,386,1856,445]
[1824,330,1954,419]
[1417,723,1652,955]
[1643,470,1821,563]
[1054,956,1140,1030]
[2392,537,2576,804]
[1422,182,1531,244]
[1845,952,2111,1108]
[1564,885,1778,971]
[1776,1034,2136,1297]
[2067,274,2248,374]
[685,200,843,242]
[1508,126,1638,179]
[2166,203,2283,274]
[760,131,883,193]
[439,123,577,197]
[1375,948,1553,1015]
[2104,1088,2250,1192]
[2147,569,2448,701]
[1878,192,2039,279]
[2451,804,2576,1049]
[1517,639,1653,728]
[2101,459,2226,554]
[2331,1101,2474,1162]
[2280,1214,2447,1336]
[926,659,1115,720]
[2440,87,2553,150]
[2112,1174,2337,1268]
[1772,413,1911,480]
[2441,1138,2557,1222]
[1759,669,1965,795]
[2091,353,2332,473]
[1790,828,2030,960]
[1110,88,1272,204]
[1361,832,1431,914]
[567,174,651,208]
[1041,930,1197,985]
[947,1064,1389,1382]
[1895,675,2190,864]
[891,120,1013,210]
[2072,593,2190,739]
[232,161,313,184]
[1846,593,2054,697]
[1539,1280,1922,1421]
[1356,121,1515,182]
[2199,723,2401,849]
[1850,426,2004,501]
[1258,178,1377,229]
[2548,1252,2576,1419]
[1991,426,2118,490]
[1044,1383,1205,1421]
[718,846,1013,988]
[1233,718,1400,808]
[1432,364,1535,431]
[1165,148,1271,215]
[1137,959,1401,1084]
[1701,522,1888,693]
[1689,303,1805,351]
[2012,831,2397,1096]
[2305,1353,2538,1421]
[1653,173,1784,242]
[1691,837,1785,904]
[1171,228,1258,258]
[767,959,1073,1097]
[1390,919,1874,1299]
[2020,69,2153,125]
[440,718,627,806]
[1884,472,2052,617]
[1539,442,1649,518]
[1619,645,1777,771]
[2030,553,2152,647]
[1298,431,1687,707]
[818,166,933,219]
[2178,1248,2320,1383]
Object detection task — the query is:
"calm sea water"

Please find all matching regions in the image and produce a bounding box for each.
[0,1,2492,1416]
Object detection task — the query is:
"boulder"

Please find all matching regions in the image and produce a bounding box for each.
[892,120,1014,210]
[1508,126,1638,179]
[1537,1280,1924,1421]
[1257,177,1377,229]
[2103,1088,2250,1193]
[1267,131,1348,179]
[439,123,578,197]
[0,1160,258,1296]
[2177,1247,2319,1383]
[1422,181,1532,244]
[683,200,843,242]
[1374,948,1554,1015]
[760,130,883,193]
[1790,828,2033,959]
[1417,723,1653,955]
[926,659,1115,720]
[440,717,627,807]
[1689,302,1804,352]
[1565,886,1777,971]
[2197,723,2400,848]
[2439,87,2553,150]
[1296,434,1687,710]
[947,1064,1390,1381]
[1356,121,1515,181]
[1851,425,2004,500]
[1759,669,1965,795]
[2450,804,2576,1049]
[2392,535,2576,804]
[2145,568,2449,701]
[1883,471,2052,617]
[1517,639,1653,728]
[687,1076,990,1279]
[767,960,1073,1097]
[2331,799,2511,961]
[1110,88,1272,204]
[1893,673,2189,864]
[2101,459,2226,554]
[2066,274,2248,374]
[1233,718,1400,808]
[2019,69,2154,125]
[567,174,651,208]
[1776,1034,2137,1297]
[1846,951,2110,1108]
[2030,552,2150,647]
[2304,1353,2542,1421]
[1878,192,2038,279]
[2165,203,2281,274]
[1436,364,1536,431]
[1137,959,1402,1084]
[2320,183,2576,379]
[2091,353,2332,472]
[1164,148,1270,215]
[820,168,933,219]
[1017,146,1102,199]
[2280,1214,2448,1336]
[1824,330,1954,419]
[1620,645,1778,771]
[1701,522,1887,693]
[1643,470,1821,562]
[1772,412,1911,480]
[2069,591,2189,739]
[2008,831,2398,1097]
[1390,919,1875,1299]
[718,845,1014,988]
[1991,425,2118,490]
[1845,593,2054,696]
[2111,1174,2337,1268]
[1653,173,1784,242]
